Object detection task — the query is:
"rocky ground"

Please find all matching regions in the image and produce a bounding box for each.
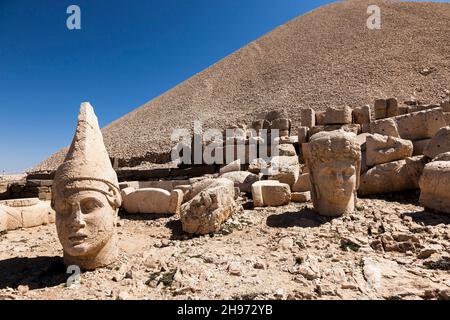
[0,191,449,300]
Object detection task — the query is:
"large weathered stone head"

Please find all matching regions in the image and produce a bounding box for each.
[52,103,121,270]
[304,130,361,217]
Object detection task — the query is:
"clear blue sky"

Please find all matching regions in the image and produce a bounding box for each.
[1,0,338,173]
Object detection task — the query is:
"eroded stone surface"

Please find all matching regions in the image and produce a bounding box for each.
[366,134,413,166]
[52,102,122,270]
[420,161,450,214]
[424,127,450,159]
[251,181,291,207]
[121,187,182,214]
[180,178,242,234]
[304,130,361,217]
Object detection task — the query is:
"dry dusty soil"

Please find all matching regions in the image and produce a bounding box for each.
[1,191,450,300]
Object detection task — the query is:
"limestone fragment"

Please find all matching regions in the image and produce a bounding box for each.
[251,181,291,207]
[365,134,413,166]
[180,178,243,234]
[370,118,400,138]
[423,126,450,159]
[323,106,353,125]
[419,161,450,214]
[220,171,260,193]
[121,187,183,214]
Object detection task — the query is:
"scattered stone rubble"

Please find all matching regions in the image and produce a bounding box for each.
[1,98,450,299]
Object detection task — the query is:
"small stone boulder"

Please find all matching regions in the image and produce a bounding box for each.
[220,171,260,193]
[424,127,450,159]
[419,161,450,214]
[252,181,291,207]
[180,178,242,234]
[365,134,413,166]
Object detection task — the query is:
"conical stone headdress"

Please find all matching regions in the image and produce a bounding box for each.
[52,103,121,206]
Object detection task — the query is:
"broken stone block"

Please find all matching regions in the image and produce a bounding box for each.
[315,111,326,125]
[407,104,440,113]
[183,178,216,202]
[386,98,399,117]
[359,160,416,195]
[291,191,311,203]
[219,159,241,175]
[441,100,450,112]
[445,113,450,126]
[180,178,243,234]
[121,187,183,214]
[352,105,371,126]
[0,199,54,230]
[397,105,409,115]
[309,124,360,137]
[301,108,315,128]
[292,173,311,192]
[298,126,309,144]
[277,143,297,156]
[419,161,450,214]
[370,118,400,137]
[374,99,387,119]
[252,181,291,207]
[424,126,450,159]
[265,109,288,122]
[21,200,55,228]
[323,106,353,125]
[365,134,413,166]
[412,139,431,156]
[395,108,446,141]
[268,156,300,188]
[271,118,291,132]
[356,133,371,152]
[248,158,268,174]
[0,205,22,231]
[220,171,260,193]
[361,151,369,174]
[434,152,450,162]
[405,156,429,188]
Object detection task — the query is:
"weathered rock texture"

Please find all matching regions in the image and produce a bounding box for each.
[419,161,450,214]
[365,134,413,167]
[121,187,182,214]
[423,127,450,159]
[251,181,291,207]
[180,178,242,234]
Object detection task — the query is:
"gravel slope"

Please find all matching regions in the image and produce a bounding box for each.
[35,0,450,171]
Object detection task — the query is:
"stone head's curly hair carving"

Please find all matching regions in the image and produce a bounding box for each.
[307,130,361,170]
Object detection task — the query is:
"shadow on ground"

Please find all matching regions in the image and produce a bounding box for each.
[266,207,331,228]
[404,209,450,226]
[119,211,174,221]
[359,190,421,205]
[0,256,67,290]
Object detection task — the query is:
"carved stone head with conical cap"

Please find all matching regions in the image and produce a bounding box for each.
[52,102,122,270]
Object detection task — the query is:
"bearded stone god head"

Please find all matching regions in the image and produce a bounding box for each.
[52,103,122,270]
[304,130,361,217]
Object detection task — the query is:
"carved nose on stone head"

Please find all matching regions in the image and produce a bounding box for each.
[70,204,86,229]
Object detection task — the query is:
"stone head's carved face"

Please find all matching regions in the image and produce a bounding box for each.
[54,190,116,257]
[316,159,357,208]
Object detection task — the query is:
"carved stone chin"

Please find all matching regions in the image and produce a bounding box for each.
[52,103,122,270]
[305,130,361,217]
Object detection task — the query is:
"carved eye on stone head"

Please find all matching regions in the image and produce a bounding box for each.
[81,198,104,214]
